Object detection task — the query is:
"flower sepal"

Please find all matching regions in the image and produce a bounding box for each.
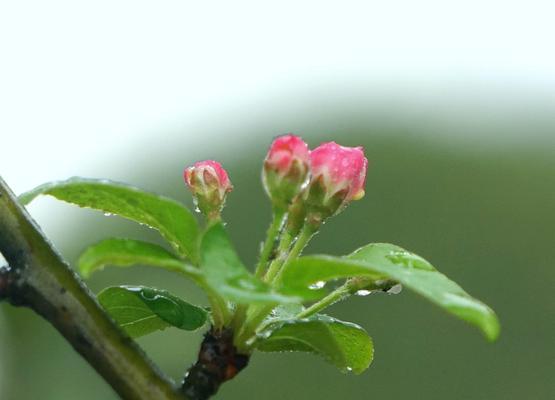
[262,135,310,210]
[184,160,233,221]
[302,142,368,223]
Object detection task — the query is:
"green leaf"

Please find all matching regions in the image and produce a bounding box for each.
[256,314,373,374]
[281,243,500,341]
[20,178,199,261]
[77,238,203,280]
[200,222,300,304]
[97,286,207,338]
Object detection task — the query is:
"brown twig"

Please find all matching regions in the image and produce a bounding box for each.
[181,328,250,400]
[0,176,187,400]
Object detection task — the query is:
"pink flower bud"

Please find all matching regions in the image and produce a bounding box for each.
[184,160,232,220]
[263,134,310,208]
[304,141,368,220]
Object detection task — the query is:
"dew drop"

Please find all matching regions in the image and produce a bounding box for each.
[192,198,201,213]
[386,250,432,270]
[139,289,184,324]
[387,283,403,295]
[309,281,325,290]
[139,290,158,301]
[0,253,8,269]
[259,329,273,340]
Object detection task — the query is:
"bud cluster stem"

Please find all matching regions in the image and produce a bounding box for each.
[235,220,319,349]
[272,222,317,285]
[262,230,294,283]
[206,287,231,328]
[254,207,287,279]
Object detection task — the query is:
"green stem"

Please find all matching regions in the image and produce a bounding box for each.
[236,223,318,348]
[232,208,286,343]
[296,284,352,319]
[235,228,294,348]
[295,278,399,320]
[0,177,187,400]
[231,303,248,334]
[234,303,274,350]
[272,223,316,286]
[205,287,231,328]
[255,207,287,279]
[197,219,232,329]
[262,231,294,283]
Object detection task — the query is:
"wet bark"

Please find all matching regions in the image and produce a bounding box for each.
[182,328,250,400]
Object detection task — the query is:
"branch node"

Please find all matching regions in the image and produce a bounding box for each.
[181,328,250,400]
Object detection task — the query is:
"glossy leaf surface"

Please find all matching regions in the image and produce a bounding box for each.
[98,286,207,338]
[20,178,199,260]
[78,238,201,280]
[281,243,500,341]
[256,314,373,374]
[200,223,299,304]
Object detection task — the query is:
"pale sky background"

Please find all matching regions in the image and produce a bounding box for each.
[1,0,555,194]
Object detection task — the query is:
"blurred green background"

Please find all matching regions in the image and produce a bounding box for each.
[1,96,554,399]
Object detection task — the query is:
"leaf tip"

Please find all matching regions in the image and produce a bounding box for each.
[483,313,501,342]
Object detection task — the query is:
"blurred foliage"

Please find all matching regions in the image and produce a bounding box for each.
[1,116,554,399]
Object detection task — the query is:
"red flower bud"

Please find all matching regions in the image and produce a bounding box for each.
[262,134,310,208]
[304,141,368,220]
[184,160,232,220]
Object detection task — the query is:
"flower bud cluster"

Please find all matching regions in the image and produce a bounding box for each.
[264,135,368,231]
[183,135,368,227]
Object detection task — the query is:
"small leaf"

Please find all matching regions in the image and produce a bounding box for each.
[20,178,199,261]
[98,286,207,338]
[281,243,500,341]
[200,222,299,304]
[78,238,202,281]
[256,314,373,374]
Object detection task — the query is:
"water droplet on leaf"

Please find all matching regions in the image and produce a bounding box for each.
[309,281,325,290]
[387,283,403,295]
[386,250,433,271]
[139,289,184,325]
